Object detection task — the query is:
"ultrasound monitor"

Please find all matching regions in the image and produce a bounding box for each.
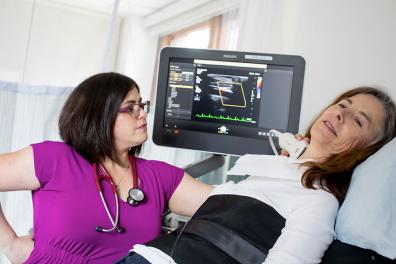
[153,47,305,156]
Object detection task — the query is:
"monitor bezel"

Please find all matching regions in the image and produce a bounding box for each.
[153,47,305,156]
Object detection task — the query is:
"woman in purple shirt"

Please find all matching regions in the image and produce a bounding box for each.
[0,72,213,263]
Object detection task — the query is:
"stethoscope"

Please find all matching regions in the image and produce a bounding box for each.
[93,156,145,233]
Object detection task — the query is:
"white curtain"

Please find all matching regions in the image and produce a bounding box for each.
[218,2,240,51]
[0,81,72,264]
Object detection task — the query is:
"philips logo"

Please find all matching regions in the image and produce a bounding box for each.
[223,54,237,59]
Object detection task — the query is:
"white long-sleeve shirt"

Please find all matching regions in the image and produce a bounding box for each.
[133,155,339,264]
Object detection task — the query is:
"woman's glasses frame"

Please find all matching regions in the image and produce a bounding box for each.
[118,101,150,117]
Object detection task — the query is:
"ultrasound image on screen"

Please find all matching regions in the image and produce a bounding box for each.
[191,65,261,127]
[162,57,293,139]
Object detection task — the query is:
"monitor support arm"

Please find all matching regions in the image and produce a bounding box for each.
[183,154,225,178]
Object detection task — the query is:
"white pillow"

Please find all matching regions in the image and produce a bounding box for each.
[335,137,396,259]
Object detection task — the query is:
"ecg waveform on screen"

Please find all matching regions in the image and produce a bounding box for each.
[195,113,256,123]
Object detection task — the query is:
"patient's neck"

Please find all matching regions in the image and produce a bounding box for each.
[298,144,327,162]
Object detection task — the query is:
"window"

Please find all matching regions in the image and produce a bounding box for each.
[159,16,221,49]
[151,16,226,103]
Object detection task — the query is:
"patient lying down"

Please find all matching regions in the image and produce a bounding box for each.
[117,87,396,264]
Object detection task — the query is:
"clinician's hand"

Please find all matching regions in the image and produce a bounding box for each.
[5,235,34,264]
[280,134,310,157]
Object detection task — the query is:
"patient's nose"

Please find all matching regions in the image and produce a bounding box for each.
[334,108,345,123]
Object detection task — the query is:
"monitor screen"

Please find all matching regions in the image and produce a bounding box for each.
[153,47,305,156]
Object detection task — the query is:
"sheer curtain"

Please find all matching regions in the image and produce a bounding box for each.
[0,81,72,264]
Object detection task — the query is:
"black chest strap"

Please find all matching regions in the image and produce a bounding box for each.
[184,219,267,264]
[146,195,286,264]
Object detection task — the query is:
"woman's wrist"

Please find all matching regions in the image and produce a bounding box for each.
[0,204,17,253]
[4,235,34,263]
[0,234,17,254]
[0,227,17,254]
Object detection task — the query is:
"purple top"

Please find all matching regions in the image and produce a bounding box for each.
[24,141,184,264]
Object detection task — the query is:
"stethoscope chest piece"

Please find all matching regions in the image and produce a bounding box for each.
[127,188,145,206]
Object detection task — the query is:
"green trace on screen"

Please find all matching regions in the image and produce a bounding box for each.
[195,113,255,123]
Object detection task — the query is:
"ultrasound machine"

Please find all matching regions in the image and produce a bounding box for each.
[153,47,305,230]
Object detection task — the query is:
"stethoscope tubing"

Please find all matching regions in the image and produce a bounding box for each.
[97,190,120,232]
[93,163,123,233]
[93,157,143,233]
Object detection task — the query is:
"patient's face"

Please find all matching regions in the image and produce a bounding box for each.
[310,93,385,155]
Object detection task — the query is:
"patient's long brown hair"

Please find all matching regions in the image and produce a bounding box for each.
[301,87,396,203]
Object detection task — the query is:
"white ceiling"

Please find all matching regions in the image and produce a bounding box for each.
[41,0,181,17]
[38,0,237,36]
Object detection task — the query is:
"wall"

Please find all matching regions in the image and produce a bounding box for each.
[0,0,33,82]
[237,0,396,132]
[0,0,119,87]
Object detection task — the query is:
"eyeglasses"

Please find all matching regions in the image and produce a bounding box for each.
[118,101,150,117]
